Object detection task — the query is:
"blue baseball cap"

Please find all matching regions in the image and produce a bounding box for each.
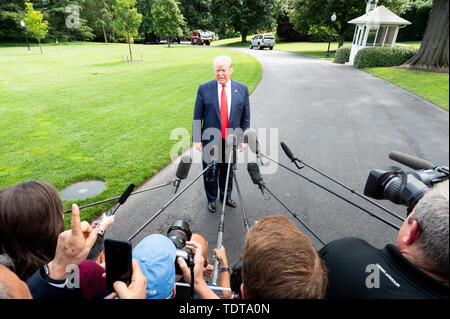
[132,234,176,299]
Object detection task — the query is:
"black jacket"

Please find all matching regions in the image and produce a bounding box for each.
[319,237,449,299]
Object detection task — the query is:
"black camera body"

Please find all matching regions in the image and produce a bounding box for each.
[364,165,449,212]
[167,220,194,275]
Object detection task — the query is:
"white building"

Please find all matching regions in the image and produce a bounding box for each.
[348,3,411,64]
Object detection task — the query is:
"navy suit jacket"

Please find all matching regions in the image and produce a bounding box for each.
[193,79,250,146]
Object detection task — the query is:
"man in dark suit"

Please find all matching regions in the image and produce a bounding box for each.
[193,56,250,213]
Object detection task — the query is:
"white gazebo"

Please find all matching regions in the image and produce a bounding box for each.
[348,3,411,64]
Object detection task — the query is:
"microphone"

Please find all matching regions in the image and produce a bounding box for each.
[205,147,217,182]
[173,155,192,193]
[247,162,265,196]
[105,183,135,217]
[389,151,433,170]
[244,128,260,155]
[280,141,295,161]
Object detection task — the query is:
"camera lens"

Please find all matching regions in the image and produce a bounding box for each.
[167,220,192,249]
[383,177,403,204]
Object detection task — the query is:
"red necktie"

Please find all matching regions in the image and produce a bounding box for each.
[220,84,229,139]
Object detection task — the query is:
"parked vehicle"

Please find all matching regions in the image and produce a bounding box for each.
[249,34,276,50]
[191,30,213,45]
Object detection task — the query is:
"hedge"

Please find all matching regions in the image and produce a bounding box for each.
[334,46,351,64]
[353,46,418,69]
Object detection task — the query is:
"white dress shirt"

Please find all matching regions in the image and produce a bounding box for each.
[217,80,231,119]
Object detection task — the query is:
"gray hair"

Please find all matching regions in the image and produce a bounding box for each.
[413,180,449,277]
[213,55,232,70]
[0,254,15,299]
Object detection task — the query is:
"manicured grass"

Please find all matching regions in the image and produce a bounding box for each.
[0,43,262,226]
[364,67,449,111]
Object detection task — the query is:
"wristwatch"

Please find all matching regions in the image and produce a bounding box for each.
[220,267,231,273]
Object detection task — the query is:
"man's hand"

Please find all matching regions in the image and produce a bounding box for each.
[194,142,203,152]
[48,204,99,280]
[213,245,228,267]
[177,241,204,285]
[111,260,147,299]
[239,143,248,152]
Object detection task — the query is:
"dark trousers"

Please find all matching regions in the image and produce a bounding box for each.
[202,139,233,203]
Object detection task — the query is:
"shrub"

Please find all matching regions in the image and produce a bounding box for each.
[353,46,418,69]
[334,46,351,64]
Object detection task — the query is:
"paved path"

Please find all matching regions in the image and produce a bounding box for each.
[108,47,449,268]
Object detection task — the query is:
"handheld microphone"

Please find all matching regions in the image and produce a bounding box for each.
[247,162,265,196]
[389,151,434,170]
[173,155,192,194]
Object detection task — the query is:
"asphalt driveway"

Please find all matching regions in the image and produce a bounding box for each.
[107,47,449,270]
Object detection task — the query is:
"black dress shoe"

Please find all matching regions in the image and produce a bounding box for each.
[220,198,236,208]
[207,201,216,213]
[226,199,237,208]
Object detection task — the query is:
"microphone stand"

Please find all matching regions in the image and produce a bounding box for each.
[260,153,401,231]
[285,152,405,222]
[212,146,234,286]
[233,164,250,232]
[260,183,325,246]
[64,181,174,214]
[128,163,213,242]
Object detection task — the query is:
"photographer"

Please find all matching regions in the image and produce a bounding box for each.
[320,180,449,299]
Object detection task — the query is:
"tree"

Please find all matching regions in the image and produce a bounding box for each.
[212,0,281,43]
[113,0,142,61]
[151,0,184,47]
[404,0,449,72]
[290,0,403,48]
[178,0,212,32]
[23,2,48,54]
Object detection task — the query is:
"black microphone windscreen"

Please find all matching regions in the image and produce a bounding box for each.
[244,128,258,154]
[176,155,192,179]
[118,184,135,204]
[247,162,263,185]
[389,151,433,170]
[280,142,294,160]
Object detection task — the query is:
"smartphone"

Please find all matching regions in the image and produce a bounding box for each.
[104,239,133,292]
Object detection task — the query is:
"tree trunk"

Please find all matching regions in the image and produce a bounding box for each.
[168,35,171,48]
[127,32,133,61]
[241,31,248,43]
[338,31,345,48]
[102,23,108,44]
[38,38,42,54]
[404,0,449,72]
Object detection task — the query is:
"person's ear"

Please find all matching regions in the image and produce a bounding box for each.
[240,283,247,299]
[403,220,421,246]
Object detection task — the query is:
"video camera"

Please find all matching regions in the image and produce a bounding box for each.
[364,160,448,213]
[167,220,194,275]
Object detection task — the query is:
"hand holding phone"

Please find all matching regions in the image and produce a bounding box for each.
[104,239,132,292]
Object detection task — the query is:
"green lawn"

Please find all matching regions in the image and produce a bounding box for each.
[0,43,262,226]
[364,67,449,111]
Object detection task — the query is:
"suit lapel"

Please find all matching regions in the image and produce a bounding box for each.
[212,80,221,123]
[230,80,236,125]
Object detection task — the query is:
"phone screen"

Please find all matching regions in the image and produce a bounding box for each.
[104,239,132,292]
